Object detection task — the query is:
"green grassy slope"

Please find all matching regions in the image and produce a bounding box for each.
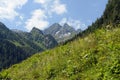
[0,26,120,80]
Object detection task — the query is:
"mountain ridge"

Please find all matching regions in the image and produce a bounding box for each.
[44,23,79,43]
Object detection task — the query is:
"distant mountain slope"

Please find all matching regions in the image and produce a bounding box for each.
[16,27,58,49]
[0,23,58,71]
[44,23,78,43]
[44,23,62,36]
[0,0,120,80]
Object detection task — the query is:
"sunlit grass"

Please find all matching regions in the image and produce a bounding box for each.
[0,27,120,80]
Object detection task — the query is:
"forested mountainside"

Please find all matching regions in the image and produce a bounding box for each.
[0,0,120,80]
[0,23,58,71]
[81,0,120,35]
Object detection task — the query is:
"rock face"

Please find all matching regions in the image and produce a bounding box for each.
[44,23,79,43]
[0,22,58,71]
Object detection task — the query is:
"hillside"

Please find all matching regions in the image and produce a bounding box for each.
[0,23,58,71]
[0,25,120,80]
[0,0,120,80]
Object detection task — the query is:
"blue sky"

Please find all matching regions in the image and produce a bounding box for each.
[0,0,108,31]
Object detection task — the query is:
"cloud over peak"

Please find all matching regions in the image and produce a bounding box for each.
[25,0,67,31]
[25,9,49,31]
[60,18,87,30]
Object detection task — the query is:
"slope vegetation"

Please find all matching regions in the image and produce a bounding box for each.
[0,26,120,80]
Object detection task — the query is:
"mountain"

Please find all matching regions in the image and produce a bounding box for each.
[31,27,44,35]
[0,22,20,40]
[0,0,119,80]
[30,27,58,49]
[77,29,82,34]
[16,27,58,49]
[0,24,58,71]
[12,29,24,33]
[44,23,77,43]
[44,23,62,36]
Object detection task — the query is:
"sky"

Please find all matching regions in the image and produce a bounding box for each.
[0,0,108,31]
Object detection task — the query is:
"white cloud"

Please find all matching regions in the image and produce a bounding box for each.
[60,18,87,30]
[16,21,22,26]
[34,0,47,4]
[51,0,67,15]
[34,0,67,15]
[19,15,24,20]
[25,9,49,31]
[0,0,28,20]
